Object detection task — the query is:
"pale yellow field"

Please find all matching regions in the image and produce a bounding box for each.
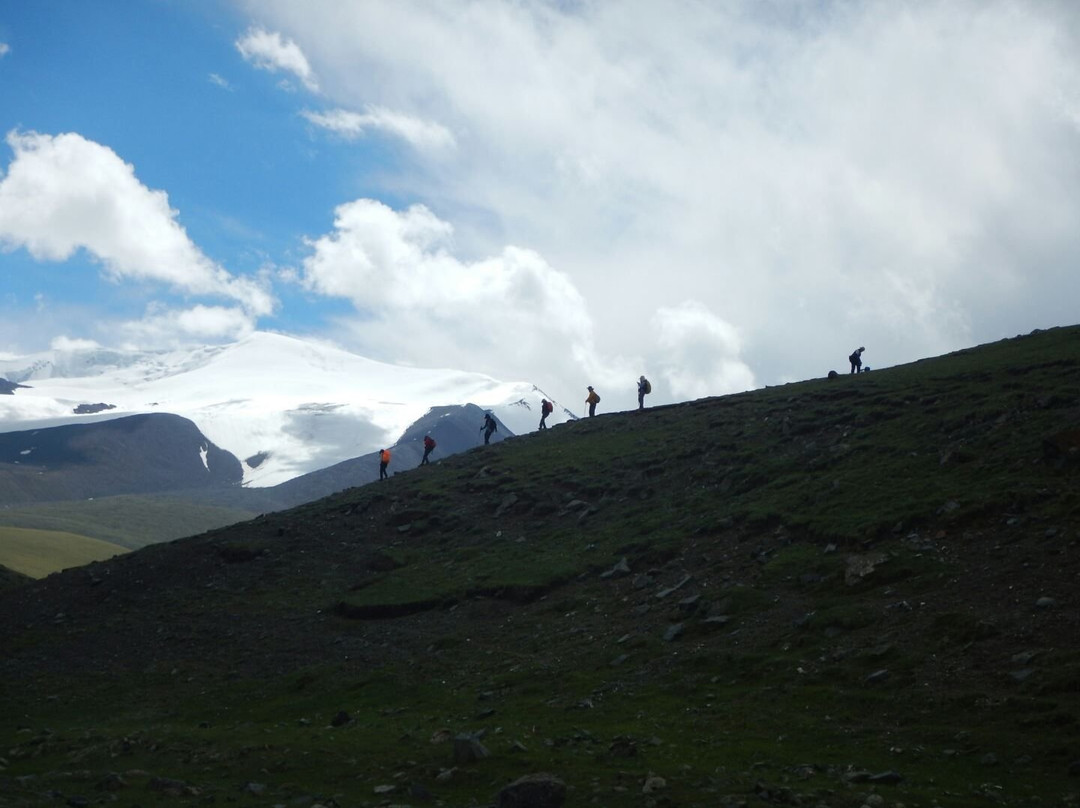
[0,526,128,579]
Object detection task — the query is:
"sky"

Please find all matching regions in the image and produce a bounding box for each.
[1,0,1079,413]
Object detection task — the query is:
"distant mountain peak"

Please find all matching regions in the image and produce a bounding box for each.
[0,332,571,487]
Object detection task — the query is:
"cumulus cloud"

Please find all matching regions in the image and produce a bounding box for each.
[0,130,275,316]
[303,106,455,151]
[235,27,318,92]
[250,0,1080,389]
[302,199,598,389]
[118,304,256,347]
[652,301,755,399]
[0,43,9,58]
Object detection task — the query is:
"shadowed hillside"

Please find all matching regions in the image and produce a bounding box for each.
[0,413,242,504]
[0,326,1077,808]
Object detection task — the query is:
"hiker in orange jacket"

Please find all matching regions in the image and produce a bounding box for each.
[379,448,391,479]
[585,386,600,417]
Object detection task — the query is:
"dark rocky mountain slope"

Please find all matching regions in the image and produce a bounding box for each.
[0,326,1077,808]
[0,413,242,504]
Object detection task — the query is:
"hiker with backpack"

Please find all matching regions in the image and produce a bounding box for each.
[481,412,498,444]
[539,399,553,430]
[849,346,866,374]
[378,447,391,479]
[637,375,652,410]
[585,385,600,417]
[419,434,436,465]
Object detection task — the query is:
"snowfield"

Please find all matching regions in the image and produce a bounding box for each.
[0,332,572,486]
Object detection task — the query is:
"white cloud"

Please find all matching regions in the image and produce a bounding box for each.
[208,73,233,91]
[652,301,755,399]
[50,335,101,351]
[303,106,455,151]
[0,130,275,317]
[0,43,9,58]
[235,27,318,92]
[118,304,256,347]
[249,0,1080,389]
[302,199,598,392]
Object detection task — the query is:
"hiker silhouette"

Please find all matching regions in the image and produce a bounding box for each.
[849,346,865,374]
[378,448,391,479]
[481,412,498,444]
[419,435,436,466]
[637,376,651,410]
[539,399,553,430]
[585,386,600,417]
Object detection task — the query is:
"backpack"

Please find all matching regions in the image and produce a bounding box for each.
[642,379,652,394]
[542,400,552,414]
[424,436,436,449]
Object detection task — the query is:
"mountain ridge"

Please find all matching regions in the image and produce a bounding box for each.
[0,325,1077,807]
[0,331,574,487]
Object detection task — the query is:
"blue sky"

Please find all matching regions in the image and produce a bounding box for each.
[2,1,1080,410]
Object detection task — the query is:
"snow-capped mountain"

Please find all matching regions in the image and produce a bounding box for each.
[0,332,572,487]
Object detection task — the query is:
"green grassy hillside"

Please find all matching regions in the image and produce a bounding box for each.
[0,326,1077,808]
[0,526,128,578]
[0,494,259,549]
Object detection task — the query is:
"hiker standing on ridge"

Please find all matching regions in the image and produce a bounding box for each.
[378,447,391,479]
[539,398,553,430]
[849,346,866,374]
[481,411,498,444]
[637,375,651,410]
[585,385,600,417]
[419,435,436,466]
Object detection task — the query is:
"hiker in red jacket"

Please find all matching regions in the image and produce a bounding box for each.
[419,435,436,466]
[379,448,391,479]
[539,399,553,430]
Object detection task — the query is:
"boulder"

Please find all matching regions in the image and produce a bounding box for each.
[496,773,567,808]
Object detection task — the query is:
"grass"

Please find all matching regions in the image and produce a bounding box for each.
[0,526,127,578]
[0,494,258,549]
[1,325,1078,807]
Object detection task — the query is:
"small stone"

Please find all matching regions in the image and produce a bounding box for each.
[1035,597,1057,609]
[330,710,351,727]
[453,732,490,763]
[603,557,631,578]
[373,784,396,794]
[410,781,435,801]
[678,593,701,612]
[663,623,685,642]
[980,753,998,766]
[642,774,667,794]
[702,615,731,628]
[243,782,267,795]
[96,773,128,792]
[867,770,904,784]
[496,772,566,808]
[656,574,692,598]
[865,669,890,685]
[1009,669,1035,683]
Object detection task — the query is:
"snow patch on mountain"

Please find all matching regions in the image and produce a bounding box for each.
[0,332,571,486]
